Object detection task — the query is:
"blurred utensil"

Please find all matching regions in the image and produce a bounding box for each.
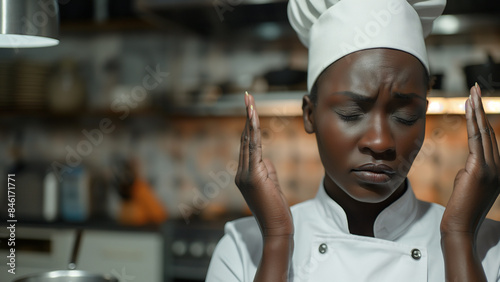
[464,54,500,94]
[430,73,444,90]
[264,67,307,87]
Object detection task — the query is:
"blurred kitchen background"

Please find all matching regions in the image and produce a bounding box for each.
[0,0,499,281]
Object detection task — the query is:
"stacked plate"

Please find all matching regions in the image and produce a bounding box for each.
[15,60,50,111]
[0,61,15,111]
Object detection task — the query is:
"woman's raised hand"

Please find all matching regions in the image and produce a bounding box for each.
[441,84,500,235]
[235,92,294,238]
[441,84,500,282]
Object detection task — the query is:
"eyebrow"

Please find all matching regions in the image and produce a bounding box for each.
[331,91,375,102]
[392,92,427,102]
[331,91,426,102]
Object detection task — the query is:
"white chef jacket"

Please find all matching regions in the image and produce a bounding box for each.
[206,180,500,281]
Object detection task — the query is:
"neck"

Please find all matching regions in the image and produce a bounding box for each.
[323,176,407,237]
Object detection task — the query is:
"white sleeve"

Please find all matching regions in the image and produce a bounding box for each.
[206,218,262,282]
[206,232,244,282]
[477,218,500,282]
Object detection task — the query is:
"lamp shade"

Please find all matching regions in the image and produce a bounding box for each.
[0,0,59,48]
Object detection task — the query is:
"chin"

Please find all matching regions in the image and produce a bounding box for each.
[345,184,398,204]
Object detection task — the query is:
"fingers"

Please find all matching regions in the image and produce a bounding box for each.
[237,94,251,182]
[242,103,251,172]
[248,94,263,172]
[466,83,500,180]
[237,92,263,183]
[465,86,483,166]
[472,84,495,166]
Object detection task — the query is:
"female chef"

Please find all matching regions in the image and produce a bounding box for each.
[206,0,500,281]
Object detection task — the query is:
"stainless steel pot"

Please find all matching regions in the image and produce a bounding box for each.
[14,230,118,282]
[13,270,118,282]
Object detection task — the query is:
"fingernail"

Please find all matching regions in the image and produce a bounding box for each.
[245,91,249,96]
[475,82,481,97]
[249,104,253,119]
[469,94,474,109]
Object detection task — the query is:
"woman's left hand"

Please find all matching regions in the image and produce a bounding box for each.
[441,83,500,236]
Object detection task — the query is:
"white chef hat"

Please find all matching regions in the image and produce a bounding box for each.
[288,0,446,91]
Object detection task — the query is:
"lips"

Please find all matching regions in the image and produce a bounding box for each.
[352,163,396,184]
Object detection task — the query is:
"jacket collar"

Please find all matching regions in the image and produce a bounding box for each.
[314,178,419,241]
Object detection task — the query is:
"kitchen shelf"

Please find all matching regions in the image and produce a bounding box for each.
[0,218,161,233]
[1,91,499,119]
[60,18,160,33]
[164,91,306,117]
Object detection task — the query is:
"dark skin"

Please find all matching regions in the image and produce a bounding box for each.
[236,48,500,281]
[309,49,428,236]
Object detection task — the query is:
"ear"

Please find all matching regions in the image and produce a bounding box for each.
[302,94,315,134]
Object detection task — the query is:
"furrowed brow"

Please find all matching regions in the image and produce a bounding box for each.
[331,91,375,103]
[392,92,426,102]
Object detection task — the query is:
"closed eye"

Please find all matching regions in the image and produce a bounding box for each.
[393,116,419,125]
[335,106,365,122]
[338,113,363,122]
[392,112,422,126]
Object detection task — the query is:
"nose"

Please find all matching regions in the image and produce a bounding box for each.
[358,114,396,160]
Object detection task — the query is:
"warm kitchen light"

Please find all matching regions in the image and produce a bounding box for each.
[446,97,467,114]
[0,0,59,48]
[427,97,500,114]
[427,98,446,114]
[485,99,500,113]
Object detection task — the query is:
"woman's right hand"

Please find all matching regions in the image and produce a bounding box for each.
[235,92,294,238]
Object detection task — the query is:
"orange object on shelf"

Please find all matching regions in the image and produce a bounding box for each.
[119,177,168,226]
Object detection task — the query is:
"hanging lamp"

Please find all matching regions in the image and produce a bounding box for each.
[0,0,59,48]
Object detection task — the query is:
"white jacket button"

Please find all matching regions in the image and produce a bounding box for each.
[319,243,328,254]
[411,248,422,260]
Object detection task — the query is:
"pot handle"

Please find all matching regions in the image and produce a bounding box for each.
[68,229,83,270]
